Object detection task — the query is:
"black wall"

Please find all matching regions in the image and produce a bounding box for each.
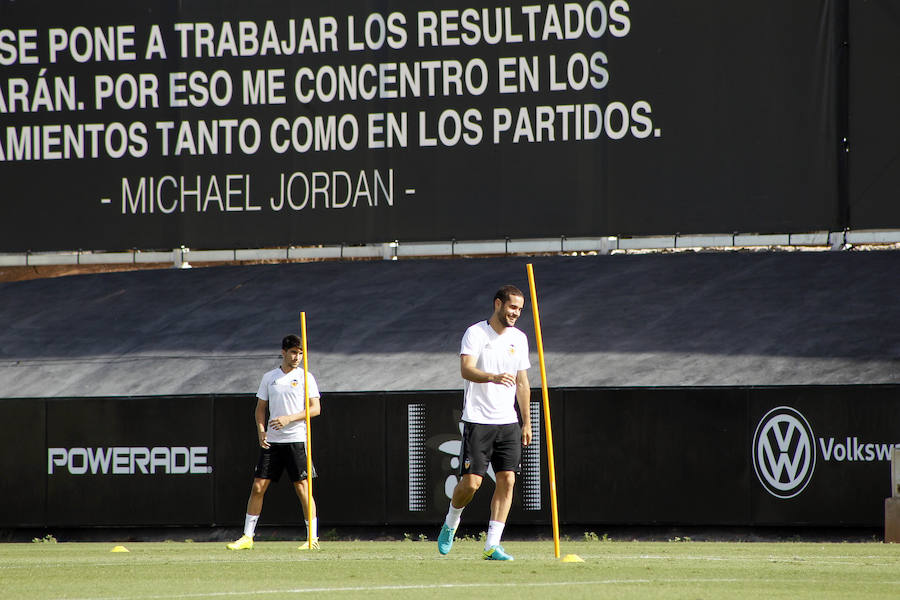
[847,0,900,229]
[4,385,898,530]
[2,1,896,252]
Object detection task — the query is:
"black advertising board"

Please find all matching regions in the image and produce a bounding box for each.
[559,385,900,527]
[213,393,391,528]
[562,385,900,527]
[209,390,547,528]
[306,393,389,526]
[384,390,548,526]
[3,385,898,530]
[748,386,900,526]
[0,399,46,527]
[562,387,751,524]
[1,1,840,252]
[212,394,261,526]
[45,396,215,526]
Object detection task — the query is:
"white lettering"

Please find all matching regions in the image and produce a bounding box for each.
[817,438,900,462]
[47,446,212,475]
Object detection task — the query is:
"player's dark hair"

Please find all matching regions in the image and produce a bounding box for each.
[282,334,302,350]
[494,285,524,304]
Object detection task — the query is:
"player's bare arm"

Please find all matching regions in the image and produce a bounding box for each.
[269,396,321,430]
[460,354,516,386]
[255,398,269,449]
[516,369,532,446]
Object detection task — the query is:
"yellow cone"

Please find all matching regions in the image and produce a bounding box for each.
[561,553,584,563]
[111,545,129,553]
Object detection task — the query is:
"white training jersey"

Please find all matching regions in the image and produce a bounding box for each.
[460,320,530,425]
[256,366,320,443]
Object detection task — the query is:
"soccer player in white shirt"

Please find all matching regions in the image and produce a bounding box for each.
[437,285,532,561]
[227,334,321,550]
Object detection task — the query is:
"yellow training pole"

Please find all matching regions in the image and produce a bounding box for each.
[525,263,561,559]
[300,312,313,549]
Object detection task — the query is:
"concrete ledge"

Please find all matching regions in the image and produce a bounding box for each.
[733,233,791,246]
[676,234,735,248]
[452,240,507,255]
[0,254,28,267]
[134,252,176,264]
[788,232,830,246]
[563,237,615,253]
[340,245,384,258]
[396,242,454,257]
[2,229,899,267]
[507,238,564,253]
[184,250,234,262]
[77,252,136,265]
[287,246,341,260]
[617,236,676,250]
[27,253,80,266]
[234,248,289,261]
[846,230,900,244]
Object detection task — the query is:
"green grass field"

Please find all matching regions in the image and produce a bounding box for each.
[4,538,900,599]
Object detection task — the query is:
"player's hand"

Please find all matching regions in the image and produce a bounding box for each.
[521,424,532,446]
[258,433,270,449]
[270,415,292,430]
[490,372,516,387]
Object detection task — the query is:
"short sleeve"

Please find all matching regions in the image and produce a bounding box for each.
[256,373,269,401]
[517,334,531,371]
[460,324,482,356]
[307,373,320,398]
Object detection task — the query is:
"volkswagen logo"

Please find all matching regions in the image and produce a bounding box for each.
[752,406,816,499]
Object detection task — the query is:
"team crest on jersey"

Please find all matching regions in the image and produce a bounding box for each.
[464,458,471,469]
[291,380,299,387]
[508,345,515,355]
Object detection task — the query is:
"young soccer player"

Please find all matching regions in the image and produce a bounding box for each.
[227,334,321,550]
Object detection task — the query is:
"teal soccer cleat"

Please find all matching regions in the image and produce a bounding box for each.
[437,524,456,555]
[482,545,514,561]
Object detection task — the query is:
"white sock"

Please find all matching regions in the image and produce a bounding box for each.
[243,514,260,537]
[444,503,464,530]
[485,520,505,550]
[305,518,317,539]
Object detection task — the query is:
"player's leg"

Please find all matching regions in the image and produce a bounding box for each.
[248,477,271,515]
[228,446,281,549]
[438,473,482,554]
[482,470,515,559]
[293,478,316,522]
[227,477,271,549]
[451,473,483,508]
[438,422,494,555]
[489,470,516,523]
[286,442,319,549]
[483,423,521,561]
[293,478,319,549]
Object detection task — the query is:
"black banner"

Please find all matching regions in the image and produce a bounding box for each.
[0,1,841,252]
[2,385,898,529]
[45,396,215,526]
[748,386,900,527]
[0,399,46,527]
[562,388,751,524]
[848,0,900,229]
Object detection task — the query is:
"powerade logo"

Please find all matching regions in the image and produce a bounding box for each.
[753,406,816,499]
[48,446,212,475]
[752,406,900,500]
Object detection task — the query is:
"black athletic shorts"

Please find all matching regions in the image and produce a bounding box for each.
[254,442,317,482]
[458,421,522,477]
